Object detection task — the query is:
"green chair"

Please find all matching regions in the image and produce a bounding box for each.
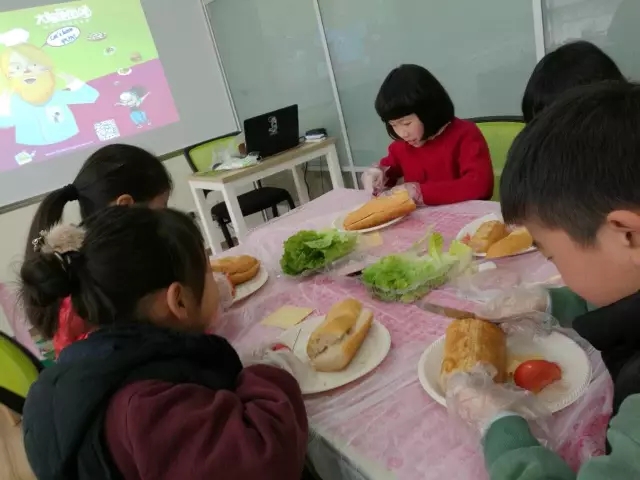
[469,116,525,201]
[184,134,295,248]
[0,332,43,415]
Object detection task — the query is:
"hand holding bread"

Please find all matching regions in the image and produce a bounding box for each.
[440,318,507,391]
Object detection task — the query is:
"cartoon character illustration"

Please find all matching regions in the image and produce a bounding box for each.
[115,86,151,128]
[0,28,100,147]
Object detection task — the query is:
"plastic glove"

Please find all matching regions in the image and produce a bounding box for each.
[380,183,424,205]
[476,285,550,320]
[242,344,308,382]
[361,167,385,194]
[446,364,550,435]
[212,272,235,312]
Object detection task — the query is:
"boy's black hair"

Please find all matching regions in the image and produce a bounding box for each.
[501,81,640,244]
[20,207,207,339]
[375,64,454,140]
[522,40,625,123]
[25,144,172,260]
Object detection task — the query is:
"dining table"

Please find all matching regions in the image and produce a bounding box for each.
[215,187,613,480]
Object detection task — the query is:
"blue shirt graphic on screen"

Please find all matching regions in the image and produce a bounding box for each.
[0,45,100,147]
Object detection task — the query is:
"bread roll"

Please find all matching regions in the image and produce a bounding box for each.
[210,255,260,285]
[469,220,508,253]
[343,190,416,231]
[307,298,373,372]
[440,318,506,390]
[486,228,533,258]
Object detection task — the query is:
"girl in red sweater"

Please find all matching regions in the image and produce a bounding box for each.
[363,64,494,205]
[24,144,232,358]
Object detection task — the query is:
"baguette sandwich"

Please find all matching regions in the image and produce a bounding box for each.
[306,298,373,372]
[469,220,508,254]
[440,318,506,391]
[343,190,416,231]
[210,255,260,286]
[486,228,534,259]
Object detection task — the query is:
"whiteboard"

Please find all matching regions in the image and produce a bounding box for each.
[0,0,238,208]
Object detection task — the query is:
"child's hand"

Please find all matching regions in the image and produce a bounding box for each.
[382,183,424,205]
[361,167,385,194]
[446,365,549,435]
[242,344,307,382]
[476,286,550,320]
[212,272,234,312]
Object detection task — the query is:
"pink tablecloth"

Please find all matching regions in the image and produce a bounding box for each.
[216,188,613,480]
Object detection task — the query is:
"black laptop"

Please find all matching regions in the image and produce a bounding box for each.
[244,104,300,158]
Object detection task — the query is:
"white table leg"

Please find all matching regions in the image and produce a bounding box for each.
[325,144,344,189]
[291,165,310,205]
[189,183,221,255]
[221,186,249,243]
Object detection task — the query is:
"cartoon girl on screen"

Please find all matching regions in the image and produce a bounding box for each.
[115,86,151,128]
[0,29,99,147]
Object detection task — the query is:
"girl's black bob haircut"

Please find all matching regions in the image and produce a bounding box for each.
[521,40,625,123]
[375,64,454,141]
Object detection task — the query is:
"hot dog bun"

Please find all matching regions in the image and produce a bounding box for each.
[440,318,506,391]
[343,190,416,231]
[469,220,508,253]
[486,228,533,258]
[210,255,260,285]
[307,298,373,372]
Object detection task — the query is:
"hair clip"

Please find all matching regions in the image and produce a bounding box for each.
[31,230,47,252]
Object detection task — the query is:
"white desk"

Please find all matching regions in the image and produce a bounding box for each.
[188,137,343,253]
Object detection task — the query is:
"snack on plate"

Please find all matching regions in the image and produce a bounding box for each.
[343,190,416,231]
[468,220,508,253]
[306,298,373,372]
[280,229,357,276]
[486,228,534,259]
[466,219,534,258]
[210,255,260,286]
[440,318,507,390]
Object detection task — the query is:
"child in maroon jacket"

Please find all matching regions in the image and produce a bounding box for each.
[363,64,494,205]
[19,207,308,480]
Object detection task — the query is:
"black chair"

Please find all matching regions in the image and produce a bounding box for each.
[184,136,296,248]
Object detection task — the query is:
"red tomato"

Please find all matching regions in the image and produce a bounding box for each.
[271,343,290,352]
[513,360,562,393]
[461,233,471,245]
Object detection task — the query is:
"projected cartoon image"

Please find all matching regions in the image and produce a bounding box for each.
[0,0,180,172]
[115,85,150,128]
[0,28,100,147]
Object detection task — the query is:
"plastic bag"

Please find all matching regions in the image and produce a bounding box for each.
[445,364,553,446]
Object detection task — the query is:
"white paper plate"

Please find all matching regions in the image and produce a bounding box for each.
[233,266,268,303]
[278,315,391,395]
[333,204,407,233]
[456,213,536,258]
[417,331,592,413]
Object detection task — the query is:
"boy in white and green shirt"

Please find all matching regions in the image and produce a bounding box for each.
[448,81,640,479]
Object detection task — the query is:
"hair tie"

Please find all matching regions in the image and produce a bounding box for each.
[61,183,79,202]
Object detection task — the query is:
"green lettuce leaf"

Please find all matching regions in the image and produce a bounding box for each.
[361,231,472,302]
[280,229,357,276]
